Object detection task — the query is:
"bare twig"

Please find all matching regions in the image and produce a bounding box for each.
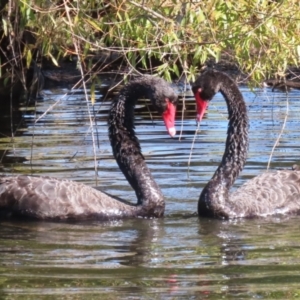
[63,0,99,185]
[128,1,174,23]
[266,93,289,170]
[187,121,201,178]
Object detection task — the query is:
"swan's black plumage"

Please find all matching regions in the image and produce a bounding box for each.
[192,69,300,219]
[0,76,177,220]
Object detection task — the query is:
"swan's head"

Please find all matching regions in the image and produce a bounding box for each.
[144,77,178,137]
[192,69,222,122]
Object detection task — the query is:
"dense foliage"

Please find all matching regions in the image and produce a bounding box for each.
[1,0,300,85]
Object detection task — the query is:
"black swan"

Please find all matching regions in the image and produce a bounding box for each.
[0,76,178,220]
[192,69,300,218]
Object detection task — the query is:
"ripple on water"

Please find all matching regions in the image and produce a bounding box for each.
[1,86,300,298]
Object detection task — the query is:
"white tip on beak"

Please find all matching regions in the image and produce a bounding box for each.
[168,127,176,137]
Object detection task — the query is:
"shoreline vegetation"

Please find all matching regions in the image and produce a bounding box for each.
[1,0,300,100]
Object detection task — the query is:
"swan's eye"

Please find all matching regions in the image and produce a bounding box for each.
[192,87,202,96]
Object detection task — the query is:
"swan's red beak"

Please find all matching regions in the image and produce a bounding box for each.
[162,99,176,137]
[194,88,208,122]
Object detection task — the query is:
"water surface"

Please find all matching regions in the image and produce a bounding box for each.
[0,84,300,299]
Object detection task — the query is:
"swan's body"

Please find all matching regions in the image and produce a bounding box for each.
[0,76,177,221]
[192,69,300,219]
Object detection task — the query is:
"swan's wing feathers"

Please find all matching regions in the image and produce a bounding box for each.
[230,170,300,217]
[0,175,136,220]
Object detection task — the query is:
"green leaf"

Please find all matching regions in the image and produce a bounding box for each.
[26,49,32,69]
[85,19,103,32]
[90,82,96,105]
[172,63,180,77]
[48,52,59,67]
[2,18,8,36]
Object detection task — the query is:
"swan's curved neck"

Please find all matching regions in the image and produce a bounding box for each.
[200,76,249,211]
[108,82,164,211]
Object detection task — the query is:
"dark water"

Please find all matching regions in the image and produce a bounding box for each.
[0,84,300,299]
